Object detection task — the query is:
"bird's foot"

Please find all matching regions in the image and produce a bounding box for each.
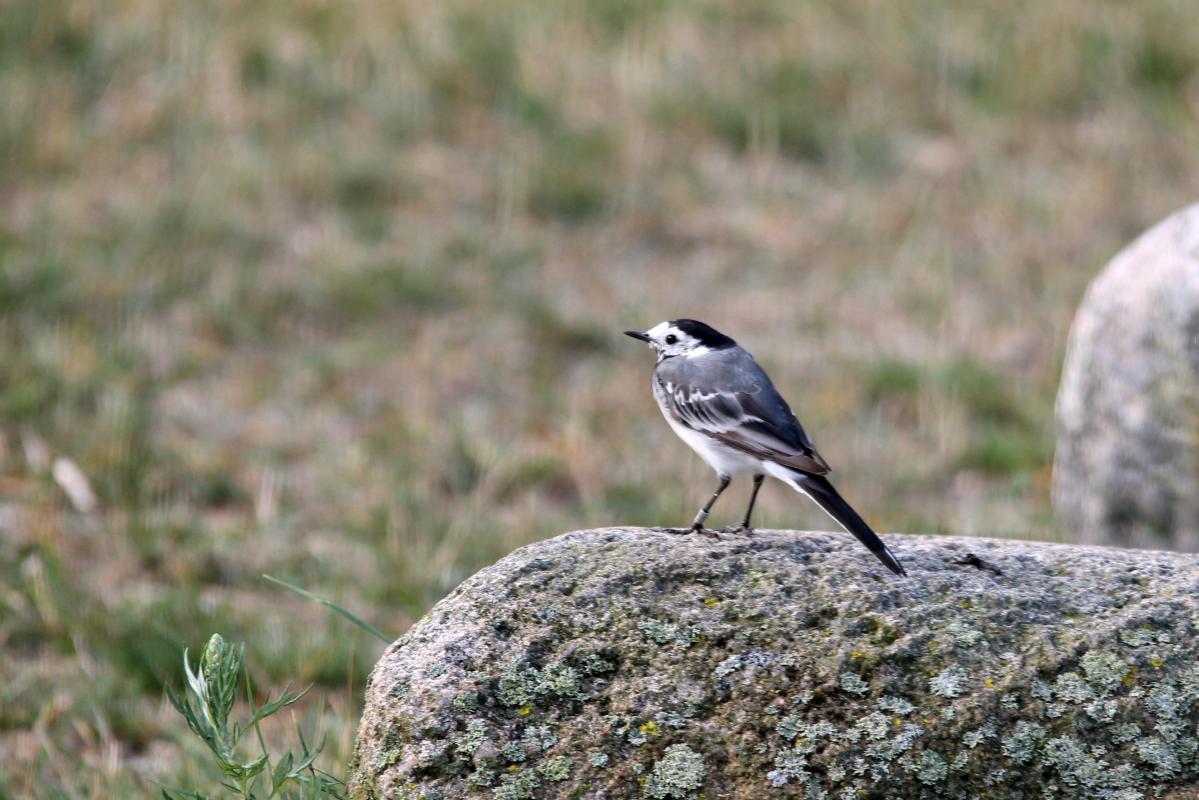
[722,525,754,536]
[657,525,720,539]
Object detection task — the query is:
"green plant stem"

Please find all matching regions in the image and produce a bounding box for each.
[245,668,272,798]
[262,574,391,643]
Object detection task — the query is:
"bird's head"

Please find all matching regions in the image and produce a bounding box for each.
[624,319,737,361]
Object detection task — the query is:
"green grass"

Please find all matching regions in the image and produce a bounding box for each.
[1,0,1198,796]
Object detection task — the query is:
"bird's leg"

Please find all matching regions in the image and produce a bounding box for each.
[685,474,730,537]
[725,474,764,535]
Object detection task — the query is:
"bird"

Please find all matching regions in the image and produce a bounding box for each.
[625,319,906,576]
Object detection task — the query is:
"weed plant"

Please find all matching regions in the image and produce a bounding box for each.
[164,635,343,800]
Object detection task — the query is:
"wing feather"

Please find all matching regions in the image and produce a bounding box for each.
[661,380,831,476]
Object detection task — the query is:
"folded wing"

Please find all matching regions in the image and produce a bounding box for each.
[661,379,831,476]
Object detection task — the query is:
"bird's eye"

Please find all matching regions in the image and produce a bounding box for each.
[664,334,678,345]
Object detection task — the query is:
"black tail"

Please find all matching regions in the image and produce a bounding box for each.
[789,474,907,577]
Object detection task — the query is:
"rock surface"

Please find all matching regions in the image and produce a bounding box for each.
[1054,201,1199,551]
[349,527,1199,799]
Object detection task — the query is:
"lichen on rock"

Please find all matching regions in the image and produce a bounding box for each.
[348,527,1199,798]
[643,744,705,798]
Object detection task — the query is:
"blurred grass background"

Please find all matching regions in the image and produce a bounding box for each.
[2,0,1199,795]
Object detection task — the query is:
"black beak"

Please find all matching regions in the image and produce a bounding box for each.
[624,330,651,343]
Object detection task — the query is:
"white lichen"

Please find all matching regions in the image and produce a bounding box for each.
[453,718,488,756]
[775,714,803,741]
[855,712,889,741]
[1042,736,1107,788]
[1110,723,1141,744]
[1000,721,1045,764]
[766,749,808,787]
[1085,698,1119,723]
[1052,672,1093,704]
[520,725,557,753]
[929,667,967,699]
[963,722,995,748]
[1029,679,1053,701]
[639,619,699,648]
[878,695,915,716]
[1119,628,1155,648]
[1134,736,1180,781]
[492,767,541,800]
[946,622,983,646]
[913,751,948,785]
[839,672,870,696]
[714,654,744,679]
[644,744,706,799]
[537,756,573,781]
[1081,650,1129,693]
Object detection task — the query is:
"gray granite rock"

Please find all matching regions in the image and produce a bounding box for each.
[1054,201,1199,551]
[349,527,1199,799]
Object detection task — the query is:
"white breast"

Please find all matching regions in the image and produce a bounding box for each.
[652,380,763,476]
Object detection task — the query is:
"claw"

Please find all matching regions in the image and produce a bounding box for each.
[655,526,720,539]
[721,525,754,536]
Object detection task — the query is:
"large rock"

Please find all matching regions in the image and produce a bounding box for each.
[1054,202,1199,551]
[349,527,1199,799]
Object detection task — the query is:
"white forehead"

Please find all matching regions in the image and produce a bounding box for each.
[647,321,681,339]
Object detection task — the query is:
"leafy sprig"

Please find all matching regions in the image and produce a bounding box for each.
[163,634,344,800]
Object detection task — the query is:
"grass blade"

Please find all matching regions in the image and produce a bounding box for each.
[262,575,391,643]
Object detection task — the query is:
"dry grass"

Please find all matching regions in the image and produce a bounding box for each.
[2,0,1198,796]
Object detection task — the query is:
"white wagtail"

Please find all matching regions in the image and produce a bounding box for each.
[625,319,906,577]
